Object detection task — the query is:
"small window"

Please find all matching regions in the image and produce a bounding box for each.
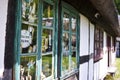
[94,26,103,61]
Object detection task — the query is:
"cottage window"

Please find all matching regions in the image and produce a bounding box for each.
[94,26,103,61]
[60,3,79,79]
[14,0,79,80]
[15,0,56,80]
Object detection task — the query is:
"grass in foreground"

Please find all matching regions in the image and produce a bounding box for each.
[104,58,120,80]
[114,58,120,80]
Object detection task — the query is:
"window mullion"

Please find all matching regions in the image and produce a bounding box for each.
[36,0,43,80]
[69,16,72,71]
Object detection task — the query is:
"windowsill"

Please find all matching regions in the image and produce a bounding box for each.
[60,69,78,80]
[94,53,103,63]
[94,57,103,63]
[42,51,53,56]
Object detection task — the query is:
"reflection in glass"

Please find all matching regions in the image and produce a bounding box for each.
[21,24,37,53]
[71,52,77,69]
[42,29,53,53]
[71,35,76,50]
[42,2,54,27]
[22,0,38,23]
[62,52,69,74]
[42,54,52,78]
[71,18,76,32]
[63,33,69,51]
[95,28,99,41]
[63,13,70,31]
[100,31,103,42]
[20,56,36,80]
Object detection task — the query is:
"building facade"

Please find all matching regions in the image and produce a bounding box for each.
[0,0,119,80]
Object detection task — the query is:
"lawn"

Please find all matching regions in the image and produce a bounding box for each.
[104,58,120,80]
[114,58,120,80]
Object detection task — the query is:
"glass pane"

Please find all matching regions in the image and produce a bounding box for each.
[95,28,99,41]
[71,52,77,69]
[20,56,36,80]
[100,31,103,42]
[22,0,38,23]
[100,42,103,50]
[62,33,69,51]
[71,18,76,32]
[71,34,76,50]
[63,13,70,31]
[42,29,53,53]
[42,2,54,27]
[42,54,52,78]
[21,24,37,53]
[62,52,69,74]
[96,42,99,48]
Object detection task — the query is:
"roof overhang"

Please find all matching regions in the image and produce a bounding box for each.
[63,0,120,36]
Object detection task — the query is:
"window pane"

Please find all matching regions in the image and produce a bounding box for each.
[21,0,38,53]
[42,2,54,27]
[71,52,77,69]
[71,34,76,50]
[42,29,53,53]
[100,31,103,42]
[71,18,76,32]
[63,33,69,51]
[95,27,99,41]
[42,54,52,78]
[63,13,70,31]
[62,52,69,74]
[21,24,37,53]
[20,56,36,80]
[22,0,38,23]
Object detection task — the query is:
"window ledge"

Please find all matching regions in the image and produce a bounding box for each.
[60,69,78,80]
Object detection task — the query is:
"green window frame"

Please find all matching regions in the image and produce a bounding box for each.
[59,2,80,79]
[14,0,57,80]
[14,0,79,80]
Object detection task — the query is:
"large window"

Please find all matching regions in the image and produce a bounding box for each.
[15,0,56,80]
[94,26,103,61]
[15,0,79,80]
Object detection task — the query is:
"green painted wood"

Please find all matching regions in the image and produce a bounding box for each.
[37,0,43,79]
[77,15,80,69]
[53,0,58,78]
[14,0,79,80]
[14,0,21,80]
[60,1,80,79]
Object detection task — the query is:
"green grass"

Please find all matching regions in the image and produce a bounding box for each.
[114,58,120,80]
[104,58,120,80]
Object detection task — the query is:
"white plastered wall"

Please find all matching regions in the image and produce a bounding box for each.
[99,32,108,80]
[0,0,8,78]
[88,23,94,80]
[111,37,116,65]
[79,14,89,80]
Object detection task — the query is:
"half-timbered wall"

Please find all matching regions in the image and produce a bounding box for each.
[79,14,89,80]
[99,32,108,80]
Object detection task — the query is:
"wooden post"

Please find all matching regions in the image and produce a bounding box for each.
[3,0,16,80]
